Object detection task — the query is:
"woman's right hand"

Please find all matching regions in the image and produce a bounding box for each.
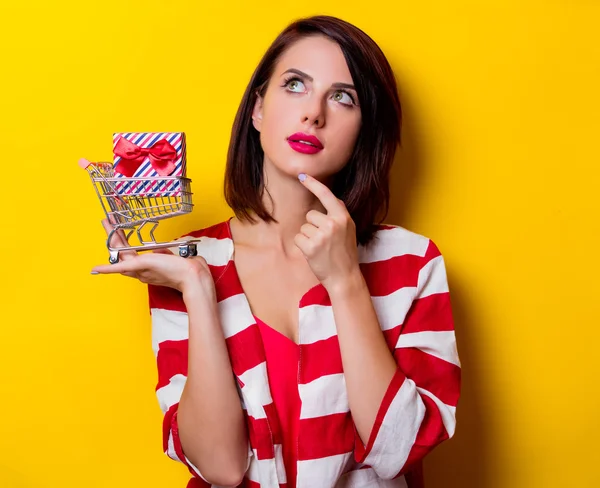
[91,217,214,296]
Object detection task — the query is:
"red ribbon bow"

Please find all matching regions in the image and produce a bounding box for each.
[113,137,178,177]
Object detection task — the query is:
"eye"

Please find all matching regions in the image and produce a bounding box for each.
[332,90,355,106]
[285,77,306,93]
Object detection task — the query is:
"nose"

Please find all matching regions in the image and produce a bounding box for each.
[301,95,326,128]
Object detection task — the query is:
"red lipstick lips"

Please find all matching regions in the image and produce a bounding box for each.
[287,132,324,154]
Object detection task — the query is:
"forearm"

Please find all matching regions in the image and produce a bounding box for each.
[177,282,248,486]
[328,271,398,446]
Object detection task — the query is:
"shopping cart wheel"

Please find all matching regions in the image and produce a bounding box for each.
[178,244,190,258]
[178,243,198,258]
[109,250,120,264]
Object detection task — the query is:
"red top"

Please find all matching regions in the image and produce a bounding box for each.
[255,316,301,488]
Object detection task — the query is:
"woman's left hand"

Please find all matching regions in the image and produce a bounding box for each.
[294,173,362,293]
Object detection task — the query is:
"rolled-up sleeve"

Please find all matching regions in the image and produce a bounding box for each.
[354,240,461,479]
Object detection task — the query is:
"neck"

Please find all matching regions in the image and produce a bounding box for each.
[235,160,329,257]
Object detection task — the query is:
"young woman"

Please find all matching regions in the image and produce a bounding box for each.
[92,15,461,488]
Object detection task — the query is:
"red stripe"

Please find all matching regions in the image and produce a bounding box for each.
[360,253,422,297]
[299,335,343,384]
[148,284,186,313]
[299,283,330,307]
[394,348,460,407]
[401,292,454,334]
[214,262,244,303]
[383,323,403,351]
[400,394,449,475]
[297,412,355,460]
[156,339,188,390]
[208,263,228,286]
[423,239,442,262]
[162,403,178,454]
[246,414,275,460]
[354,368,406,462]
[226,323,265,376]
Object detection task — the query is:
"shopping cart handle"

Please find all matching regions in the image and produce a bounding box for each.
[78,158,92,169]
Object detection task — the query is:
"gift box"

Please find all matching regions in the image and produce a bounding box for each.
[112,132,187,196]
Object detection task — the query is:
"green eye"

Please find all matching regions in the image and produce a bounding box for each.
[333,90,354,105]
[286,78,305,92]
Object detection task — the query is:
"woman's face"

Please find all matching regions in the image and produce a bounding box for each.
[252,35,362,182]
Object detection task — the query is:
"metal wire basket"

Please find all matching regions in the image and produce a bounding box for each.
[79,158,201,264]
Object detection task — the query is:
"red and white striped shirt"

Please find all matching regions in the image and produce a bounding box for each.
[148,218,460,488]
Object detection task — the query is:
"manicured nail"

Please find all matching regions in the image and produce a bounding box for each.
[90,271,99,275]
[298,173,307,182]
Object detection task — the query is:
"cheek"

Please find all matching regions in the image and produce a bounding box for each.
[331,114,362,158]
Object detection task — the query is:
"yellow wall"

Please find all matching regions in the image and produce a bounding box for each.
[1,1,598,487]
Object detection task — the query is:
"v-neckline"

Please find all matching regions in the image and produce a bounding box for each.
[225,216,326,346]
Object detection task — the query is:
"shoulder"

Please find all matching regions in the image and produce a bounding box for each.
[359,223,443,266]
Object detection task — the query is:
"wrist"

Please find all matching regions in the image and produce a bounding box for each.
[181,273,216,304]
[325,268,367,301]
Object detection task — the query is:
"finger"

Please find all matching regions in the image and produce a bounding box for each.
[298,174,344,215]
[300,223,319,239]
[305,209,329,228]
[91,255,148,275]
[293,233,312,256]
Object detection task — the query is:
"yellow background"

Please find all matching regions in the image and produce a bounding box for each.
[1,1,598,487]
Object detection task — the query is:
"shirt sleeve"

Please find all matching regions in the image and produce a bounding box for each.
[353,239,461,480]
[149,284,252,485]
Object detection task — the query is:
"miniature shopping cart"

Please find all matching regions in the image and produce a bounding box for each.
[79,158,201,264]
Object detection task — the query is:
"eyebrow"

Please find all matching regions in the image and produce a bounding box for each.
[282,68,356,91]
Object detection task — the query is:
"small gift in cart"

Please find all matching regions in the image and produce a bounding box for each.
[80,132,201,264]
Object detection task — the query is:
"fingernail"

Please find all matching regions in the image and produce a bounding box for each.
[298,173,307,182]
[90,271,99,275]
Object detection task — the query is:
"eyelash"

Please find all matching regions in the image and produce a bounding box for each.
[281,76,357,106]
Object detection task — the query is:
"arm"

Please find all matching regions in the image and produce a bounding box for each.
[151,279,250,487]
[329,241,460,479]
[293,174,460,479]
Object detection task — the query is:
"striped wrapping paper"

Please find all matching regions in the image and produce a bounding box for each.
[112,132,187,196]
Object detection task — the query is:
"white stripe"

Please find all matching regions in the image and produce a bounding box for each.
[274,444,287,483]
[296,452,353,488]
[336,467,408,488]
[371,286,416,331]
[186,235,233,268]
[239,362,272,416]
[299,304,337,344]
[299,374,349,419]
[396,331,460,367]
[417,255,449,298]
[416,387,457,437]
[218,292,255,339]
[358,226,429,264]
[363,378,424,478]
[151,308,188,356]
[156,373,186,413]
[166,431,182,462]
[247,449,280,487]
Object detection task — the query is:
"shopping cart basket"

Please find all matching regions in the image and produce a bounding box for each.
[79,158,201,264]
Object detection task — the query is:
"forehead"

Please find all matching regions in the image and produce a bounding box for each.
[274,35,353,82]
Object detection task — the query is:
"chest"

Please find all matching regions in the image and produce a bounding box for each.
[232,247,320,343]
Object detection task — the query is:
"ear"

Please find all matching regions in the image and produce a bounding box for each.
[252,94,264,132]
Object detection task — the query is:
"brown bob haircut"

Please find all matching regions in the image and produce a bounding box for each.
[224,15,402,245]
